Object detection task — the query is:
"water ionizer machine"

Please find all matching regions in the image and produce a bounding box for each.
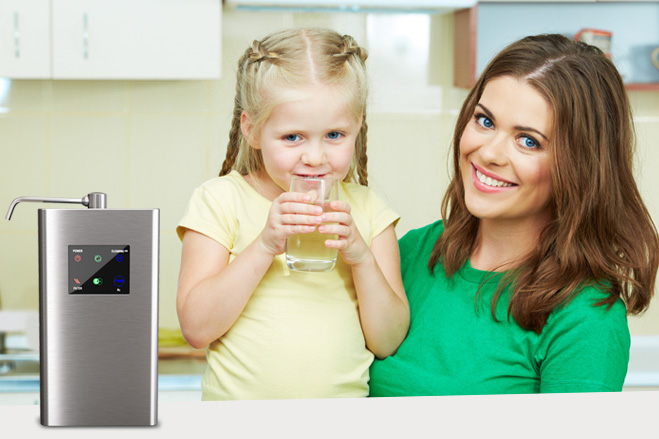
[5,193,159,427]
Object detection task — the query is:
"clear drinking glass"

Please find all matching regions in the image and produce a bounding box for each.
[285,176,339,273]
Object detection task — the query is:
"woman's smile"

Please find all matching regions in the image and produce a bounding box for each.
[472,163,516,193]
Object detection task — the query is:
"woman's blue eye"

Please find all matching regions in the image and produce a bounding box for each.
[476,115,494,129]
[521,135,538,148]
[327,131,342,140]
[284,134,300,142]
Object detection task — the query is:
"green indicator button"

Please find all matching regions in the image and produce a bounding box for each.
[93,278,103,285]
[94,255,102,263]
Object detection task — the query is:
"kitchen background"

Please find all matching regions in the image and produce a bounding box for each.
[1,1,658,396]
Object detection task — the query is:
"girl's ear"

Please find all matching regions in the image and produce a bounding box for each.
[240,111,259,149]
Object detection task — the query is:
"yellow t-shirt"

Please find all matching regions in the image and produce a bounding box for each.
[177,171,399,400]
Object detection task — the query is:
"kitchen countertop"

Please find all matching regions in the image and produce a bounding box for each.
[626,335,659,388]
[0,373,203,394]
[0,391,657,436]
[0,341,206,399]
[3,335,659,399]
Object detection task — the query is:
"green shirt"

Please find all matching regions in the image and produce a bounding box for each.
[369,220,630,395]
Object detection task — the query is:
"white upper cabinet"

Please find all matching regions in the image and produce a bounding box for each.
[51,0,221,80]
[0,0,51,79]
[1,0,222,80]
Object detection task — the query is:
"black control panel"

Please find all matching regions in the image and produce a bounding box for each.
[68,245,130,294]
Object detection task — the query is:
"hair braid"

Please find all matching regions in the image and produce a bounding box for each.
[219,49,252,177]
[219,103,243,176]
[336,34,368,186]
[356,114,368,186]
[337,34,368,63]
[248,40,280,64]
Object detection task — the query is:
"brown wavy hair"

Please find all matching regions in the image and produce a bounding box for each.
[430,34,658,333]
[219,28,370,185]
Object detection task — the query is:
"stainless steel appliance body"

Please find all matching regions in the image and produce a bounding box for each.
[5,194,159,426]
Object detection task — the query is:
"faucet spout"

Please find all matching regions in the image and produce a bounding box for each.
[5,193,107,220]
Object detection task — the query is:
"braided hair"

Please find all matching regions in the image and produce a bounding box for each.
[219,28,370,186]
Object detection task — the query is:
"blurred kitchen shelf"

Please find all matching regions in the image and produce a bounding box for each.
[454,2,659,91]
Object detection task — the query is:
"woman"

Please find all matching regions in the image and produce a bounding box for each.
[369,34,658,395]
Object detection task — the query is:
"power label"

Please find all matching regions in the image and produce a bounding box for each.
[68,245,130,294]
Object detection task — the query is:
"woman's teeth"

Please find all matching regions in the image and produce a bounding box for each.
[476,169,513,188]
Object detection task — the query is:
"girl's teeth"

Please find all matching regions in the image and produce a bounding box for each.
[476,169,512,188]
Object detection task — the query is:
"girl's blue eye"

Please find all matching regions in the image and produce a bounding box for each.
[284,134,300,142]
[476,115,494,129]
[327,131,342,140]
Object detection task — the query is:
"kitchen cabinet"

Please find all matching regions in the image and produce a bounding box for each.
[0,0,50,79]
[1,0,222,80]
[454,1,659,90]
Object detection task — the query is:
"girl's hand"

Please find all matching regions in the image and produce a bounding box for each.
[318,200,371,266]
[258,191,323,256]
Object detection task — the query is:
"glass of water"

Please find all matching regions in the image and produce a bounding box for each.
[285,176,339,273]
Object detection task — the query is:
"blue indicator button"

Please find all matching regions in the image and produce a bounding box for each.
[113,276,125,287]
[115,254,124,262]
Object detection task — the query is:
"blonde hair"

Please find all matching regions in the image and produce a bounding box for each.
[219,28,370,185]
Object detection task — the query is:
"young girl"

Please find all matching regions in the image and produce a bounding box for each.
[370,33,659,395]
[176,28,409,400]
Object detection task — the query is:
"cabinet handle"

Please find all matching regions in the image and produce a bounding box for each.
[82,13,89,59]
[13,12,20,58]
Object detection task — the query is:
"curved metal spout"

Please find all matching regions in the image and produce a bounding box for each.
[5,193,107,220]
